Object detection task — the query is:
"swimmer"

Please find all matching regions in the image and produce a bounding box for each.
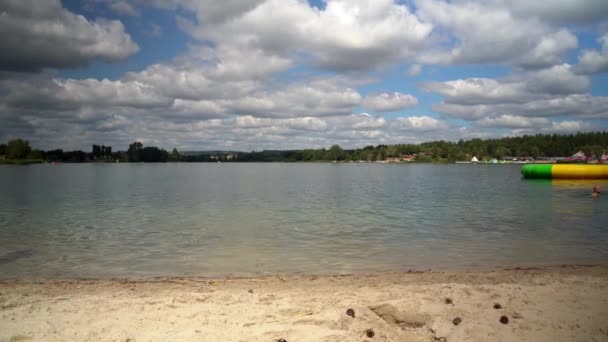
[593,184,601,197]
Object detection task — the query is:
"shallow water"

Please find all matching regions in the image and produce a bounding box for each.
[0,163,606,278]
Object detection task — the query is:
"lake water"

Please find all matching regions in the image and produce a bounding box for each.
[0,163,607,279]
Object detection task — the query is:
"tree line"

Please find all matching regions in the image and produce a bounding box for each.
[0,139,174,163]
[1,131,607,164]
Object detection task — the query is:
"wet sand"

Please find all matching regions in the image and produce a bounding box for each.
[1,265,608,341]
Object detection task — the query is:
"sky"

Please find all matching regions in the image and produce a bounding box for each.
[1,0,608,151]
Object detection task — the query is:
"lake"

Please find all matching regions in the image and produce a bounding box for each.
[0,163,606,278]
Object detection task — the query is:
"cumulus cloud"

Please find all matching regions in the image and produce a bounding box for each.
[362,92,418,112]
[1,0,606,150]
[2,77,171,111]
[422,64,589,106]
[0,0,139,72]
[177,0,432,71]
[496,0,608,25]
[544,120,594,133]
[390,116,449,131]
[475,115,550,128]
[425,65,608,124]
[526,64,589,94]
[227,81,362,118]
[575,33,608,74]
[433,94,608,120]
[416,0,578,68]
[422,78,529,105]
[334,113,387,130]
[234,115,328,131]
[169,0,264,24]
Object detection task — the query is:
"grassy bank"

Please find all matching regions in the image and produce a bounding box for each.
[0,159,45,165]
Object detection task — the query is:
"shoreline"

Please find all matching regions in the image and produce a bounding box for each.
[2,265,607,341]
[0,262,606,283]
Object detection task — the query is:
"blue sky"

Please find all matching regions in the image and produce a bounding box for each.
[1,0,608,151]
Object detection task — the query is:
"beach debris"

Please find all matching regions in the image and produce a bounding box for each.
[346,308,355,318]
[444,298,453,305]
[500,315,509,324]
[452,317,462,326]
[277,338,287,342]
[434,337,447,342]
[512,312,523,319]
[493,303,502,309]
[365,328,375,338]
[248,289,253,294]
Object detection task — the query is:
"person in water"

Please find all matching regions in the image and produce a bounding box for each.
[593,184,601,197]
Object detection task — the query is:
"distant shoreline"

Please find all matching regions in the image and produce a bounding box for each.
[0,159,603,165]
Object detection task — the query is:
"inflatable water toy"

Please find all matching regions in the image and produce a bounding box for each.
[521,164,608,179]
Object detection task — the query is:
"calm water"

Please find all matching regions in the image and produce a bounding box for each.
[0,163,607,278]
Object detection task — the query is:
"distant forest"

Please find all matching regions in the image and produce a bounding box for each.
[1,131,607,164]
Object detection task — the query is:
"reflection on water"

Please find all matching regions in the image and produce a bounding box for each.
[0,163,606,278]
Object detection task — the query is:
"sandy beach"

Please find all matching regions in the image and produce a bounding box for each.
[1,265,607,342]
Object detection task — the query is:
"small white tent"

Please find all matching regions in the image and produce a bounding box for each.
[471,156,479,162]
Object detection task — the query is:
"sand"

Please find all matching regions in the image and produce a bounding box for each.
[1,265,608,342]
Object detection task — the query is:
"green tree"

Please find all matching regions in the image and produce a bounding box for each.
[327,144,344,161]
[128,141,143,162]
[529,146,541,159]
[27,150,42,160]
[0,144,6,156]
[580,145,594,160]
[494,146,511,160]
[590,145,605,161]
[6,138,32,159]
[169,148,181,161]
[140,146,169,162]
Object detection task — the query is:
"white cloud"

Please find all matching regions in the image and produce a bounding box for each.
[390,116,449,131]
[407,64,422,77]
[108,1,140,16]
[423,64,589,106]
[422,78,529,105]
[96,114,131,131]
[575,33,608,74]
[496,0,608,25]
[415,0,578,68]
[362,92,418,112]
[526,64,589,94]
[178,0,432,71]
[423,62,607,131]
[225,80,362,118]
[3,77,171,110]
[433,94,608,120]
[517,30,578,69]
[234,115,328,131]
[544,120,593,133]
[334,114,387,130]
[475,115,550,128]
[1,0,606,150]
[0,0,139,71]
